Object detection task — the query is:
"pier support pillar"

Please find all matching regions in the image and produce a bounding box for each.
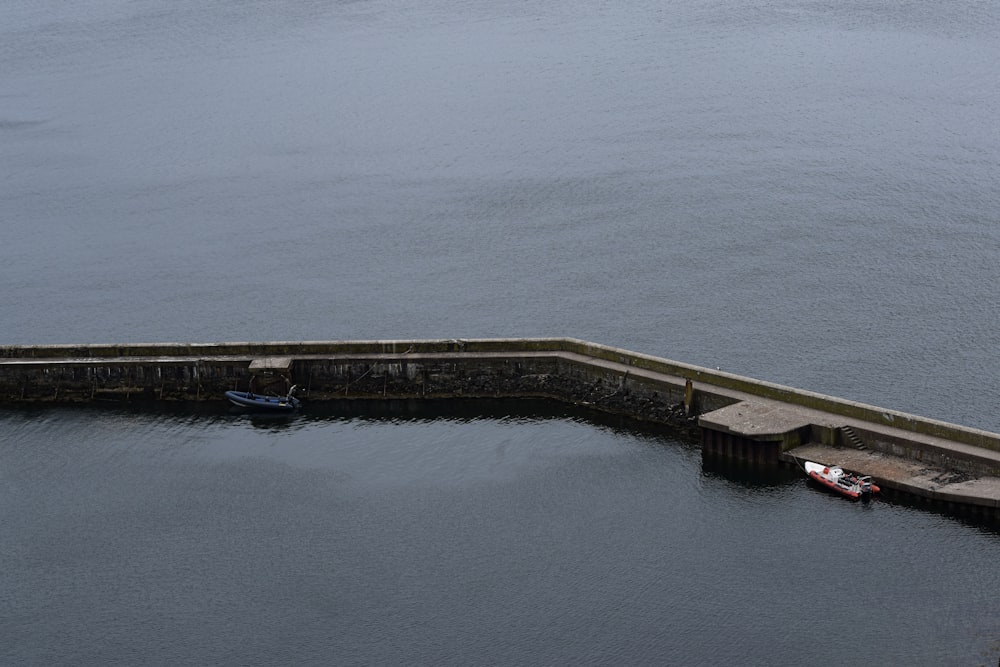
[698,400,813,465]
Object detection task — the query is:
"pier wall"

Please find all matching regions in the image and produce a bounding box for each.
[0,338,729,421]
[2,338,1000,472]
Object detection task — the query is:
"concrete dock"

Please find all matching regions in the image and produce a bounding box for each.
[785,442,1000,516]
[2,337,999,519]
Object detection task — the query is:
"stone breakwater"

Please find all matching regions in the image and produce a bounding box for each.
[2,338,999,519]
[0,339,716,420]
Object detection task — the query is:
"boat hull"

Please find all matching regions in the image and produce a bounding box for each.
[225,390,300,412]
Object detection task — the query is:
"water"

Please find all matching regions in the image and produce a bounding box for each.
[2,404,998,666]
[2,1,1000,663]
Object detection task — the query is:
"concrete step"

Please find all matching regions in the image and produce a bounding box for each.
[841,425,867,450]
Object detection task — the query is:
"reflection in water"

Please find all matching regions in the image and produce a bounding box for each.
[701,454,802,489]
[244,412,300,431]
[1,404,999,664]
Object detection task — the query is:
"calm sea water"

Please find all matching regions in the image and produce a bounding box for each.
[2,403,999,666]
[3,1,1000,664]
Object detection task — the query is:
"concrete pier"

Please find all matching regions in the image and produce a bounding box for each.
[2,337,999,519]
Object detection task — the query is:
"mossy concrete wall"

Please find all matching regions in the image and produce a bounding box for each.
[3,337,1000,463]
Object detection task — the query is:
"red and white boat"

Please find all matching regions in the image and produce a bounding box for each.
[804,461,880,500]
